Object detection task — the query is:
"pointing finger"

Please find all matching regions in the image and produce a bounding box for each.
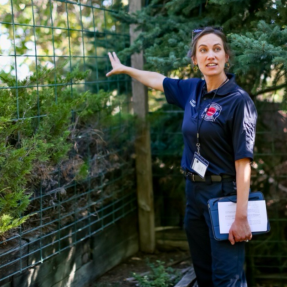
[108,52,114,63]
[113,52,120,62]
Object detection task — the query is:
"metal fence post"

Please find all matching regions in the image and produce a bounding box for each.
[129,0,155,253]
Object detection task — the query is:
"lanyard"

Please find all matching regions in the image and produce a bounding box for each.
[196,78,228,154]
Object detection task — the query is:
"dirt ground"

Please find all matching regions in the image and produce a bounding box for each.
[92,250,192,287]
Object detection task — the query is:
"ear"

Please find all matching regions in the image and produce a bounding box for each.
[225,54,229,63]
[192,56,197,65]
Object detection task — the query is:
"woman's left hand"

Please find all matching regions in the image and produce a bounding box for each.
[228,217,252,245]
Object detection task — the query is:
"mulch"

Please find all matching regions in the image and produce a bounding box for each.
[92,250,192,287]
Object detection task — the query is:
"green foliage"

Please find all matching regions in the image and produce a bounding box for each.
[115,0,287,98]
[0,63,129,238]
[0,213,30,237]
[0,65,82,236]
[0,0,130,94]
[133,260,181,287]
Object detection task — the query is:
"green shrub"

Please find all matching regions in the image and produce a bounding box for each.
[0,64,131,239]
[133,260,181,287]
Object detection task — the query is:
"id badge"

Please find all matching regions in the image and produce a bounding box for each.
[191,152,209,178]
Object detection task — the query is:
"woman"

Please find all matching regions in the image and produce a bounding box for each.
[106,27,256,287]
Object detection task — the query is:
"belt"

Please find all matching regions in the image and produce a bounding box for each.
[181,169,234,182]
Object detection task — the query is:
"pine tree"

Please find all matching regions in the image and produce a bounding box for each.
[115,0,287,98]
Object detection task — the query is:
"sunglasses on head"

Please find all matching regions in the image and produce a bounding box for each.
[192,27,223,40]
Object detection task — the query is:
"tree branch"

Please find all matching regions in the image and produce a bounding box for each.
[254,83,287,96]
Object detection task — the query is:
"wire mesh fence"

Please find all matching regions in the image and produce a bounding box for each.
[1,0,287,285]
[0,0,136,282]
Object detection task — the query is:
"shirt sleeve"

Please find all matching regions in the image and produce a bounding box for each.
[231,94,257,161]
[163,77,200,110]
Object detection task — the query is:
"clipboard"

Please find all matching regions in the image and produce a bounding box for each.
[208,191,271,241]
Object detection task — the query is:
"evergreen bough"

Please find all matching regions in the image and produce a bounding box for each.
[114,0,287,98]
[0,64,127,239]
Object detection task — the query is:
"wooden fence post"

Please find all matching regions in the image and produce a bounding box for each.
[129,0,155,253]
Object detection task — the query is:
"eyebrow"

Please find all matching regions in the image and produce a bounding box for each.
[198,43,222,47]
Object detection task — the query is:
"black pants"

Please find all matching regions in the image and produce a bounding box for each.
[184,178,247,287]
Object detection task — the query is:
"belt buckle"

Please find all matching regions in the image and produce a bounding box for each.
[192,174,195,181]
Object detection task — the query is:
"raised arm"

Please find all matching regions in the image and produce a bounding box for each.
[106,52,165,92]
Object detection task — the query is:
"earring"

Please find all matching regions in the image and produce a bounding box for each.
[193,64,198,72]
[225,62,230,69]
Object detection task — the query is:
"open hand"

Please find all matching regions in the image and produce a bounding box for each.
[106,52,125,77]
[228,218,252,245]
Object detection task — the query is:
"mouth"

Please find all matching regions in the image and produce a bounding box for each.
[206,63,217,67]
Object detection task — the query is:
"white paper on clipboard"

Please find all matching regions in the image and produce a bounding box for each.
[218,200,268,234]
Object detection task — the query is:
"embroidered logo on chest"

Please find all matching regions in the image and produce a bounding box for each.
[201,102,222,122]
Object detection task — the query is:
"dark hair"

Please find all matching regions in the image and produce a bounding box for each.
[187,27,231,60]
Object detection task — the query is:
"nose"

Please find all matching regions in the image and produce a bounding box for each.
[207,51,215,59]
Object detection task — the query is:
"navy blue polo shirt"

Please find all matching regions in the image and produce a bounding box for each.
[163,73,257,176]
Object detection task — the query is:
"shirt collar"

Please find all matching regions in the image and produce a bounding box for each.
[202,73,238,97]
